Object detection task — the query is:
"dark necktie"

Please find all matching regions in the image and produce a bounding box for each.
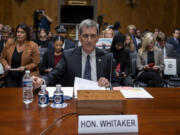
[83,55,91,80]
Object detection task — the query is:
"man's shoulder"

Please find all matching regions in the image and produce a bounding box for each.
[96,48,113,59]
[165,42,173,48]
[63,47,80,56]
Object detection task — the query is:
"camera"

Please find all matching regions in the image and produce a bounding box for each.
[36,10,44,15]
[34,9,44,17]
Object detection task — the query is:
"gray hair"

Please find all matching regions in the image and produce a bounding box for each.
[79,19,99,35]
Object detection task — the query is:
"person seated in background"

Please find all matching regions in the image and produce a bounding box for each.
[1,24,40,87]
[136,32,164,87]
[127,24,139,51]
[35,28,49,48]
[135,29,142,49]
[32,19,118,89]
[153,28,159,40]
[0,24,3,40]
[0,25,13,54]
[111,33,130,86]
[167,28,180,54]
[124,34,135,53]
[48,25,75,51]
[157,32,176,58]
[47,31,53,41]
[40,36,64,75]
[102,28,114,38]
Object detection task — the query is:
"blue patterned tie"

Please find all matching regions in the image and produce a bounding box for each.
[83,55,91,80]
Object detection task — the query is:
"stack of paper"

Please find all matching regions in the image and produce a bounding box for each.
[74,77,106,98]
[113,87,153,99]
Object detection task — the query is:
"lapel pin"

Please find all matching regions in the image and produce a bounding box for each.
[98,59,101,62]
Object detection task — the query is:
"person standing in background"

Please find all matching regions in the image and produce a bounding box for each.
[1,24,40,87]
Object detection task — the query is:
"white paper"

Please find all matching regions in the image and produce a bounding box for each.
[164,58,177,75]
[74,77,106,98]
[46,87,73,98]
[78,115,138,134]
[120,87,153,99]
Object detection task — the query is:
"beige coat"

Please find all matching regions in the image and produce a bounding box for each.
[136,48,164,77]
[1,39,40,76]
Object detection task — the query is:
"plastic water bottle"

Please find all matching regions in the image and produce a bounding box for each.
[22,70,33,105]
[38,85,49,108]
[53,84,64,106]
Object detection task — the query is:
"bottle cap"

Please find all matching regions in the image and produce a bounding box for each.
[25,70,30,74]
[56,84,61,89]
[41,84,46,90]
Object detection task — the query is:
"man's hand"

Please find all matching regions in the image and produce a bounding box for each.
[152,66,159,71]
[5,65,11,71]
[31,76,44,90]
[144,65,151,70]
[98,77,110,87]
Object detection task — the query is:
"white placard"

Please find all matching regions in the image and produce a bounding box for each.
[78,115,138,134]
[120,87,153,99]
[164,59,177,75]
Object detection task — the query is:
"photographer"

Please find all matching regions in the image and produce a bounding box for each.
[33,9,53,39]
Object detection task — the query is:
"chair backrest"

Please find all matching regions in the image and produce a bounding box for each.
[39,48,47,62]
[129,52,137,77]
[177,58,180,76]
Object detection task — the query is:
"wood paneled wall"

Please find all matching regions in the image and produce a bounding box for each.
[97,0,180,35]
[0,0,179,35]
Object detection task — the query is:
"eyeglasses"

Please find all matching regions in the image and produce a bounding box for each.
[81,34,97,39]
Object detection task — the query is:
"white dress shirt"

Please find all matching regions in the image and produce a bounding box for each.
[81,49,97,81]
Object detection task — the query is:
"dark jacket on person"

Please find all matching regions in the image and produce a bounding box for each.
[43,47,117,86]
[113,48,130,75]
[167,37,180,53]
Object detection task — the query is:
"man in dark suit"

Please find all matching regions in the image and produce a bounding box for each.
[157,32,176,58]
[48,25,75,50]
[167,28,180,53]
[33,19,117,88]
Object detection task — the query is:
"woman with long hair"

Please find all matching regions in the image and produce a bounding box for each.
[111,33,130,85]
[124,34,135,52]
[1,24,40,87]
[136,32,164,87]
[40,36,64,75]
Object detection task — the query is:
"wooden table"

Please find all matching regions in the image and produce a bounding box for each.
[0,88,180,135]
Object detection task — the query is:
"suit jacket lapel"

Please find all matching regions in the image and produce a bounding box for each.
[74,47,82,78]
[143,51,148,65]
[51,51,55,68]
[154,49,158,65]
[96,48,104,80]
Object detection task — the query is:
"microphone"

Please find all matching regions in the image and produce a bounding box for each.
[109,53,113,90]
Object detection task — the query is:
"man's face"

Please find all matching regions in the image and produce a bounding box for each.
[173,30,180,39]
[159,40,166,48]
[79,26,98,54]
[129,27,135,35]
[2,32,10,41]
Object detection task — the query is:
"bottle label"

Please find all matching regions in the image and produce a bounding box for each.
[53,94,64,104]
[23,80,33,87]
[38,94,49,105]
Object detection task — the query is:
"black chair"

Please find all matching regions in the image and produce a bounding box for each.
[38,48,47,75]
